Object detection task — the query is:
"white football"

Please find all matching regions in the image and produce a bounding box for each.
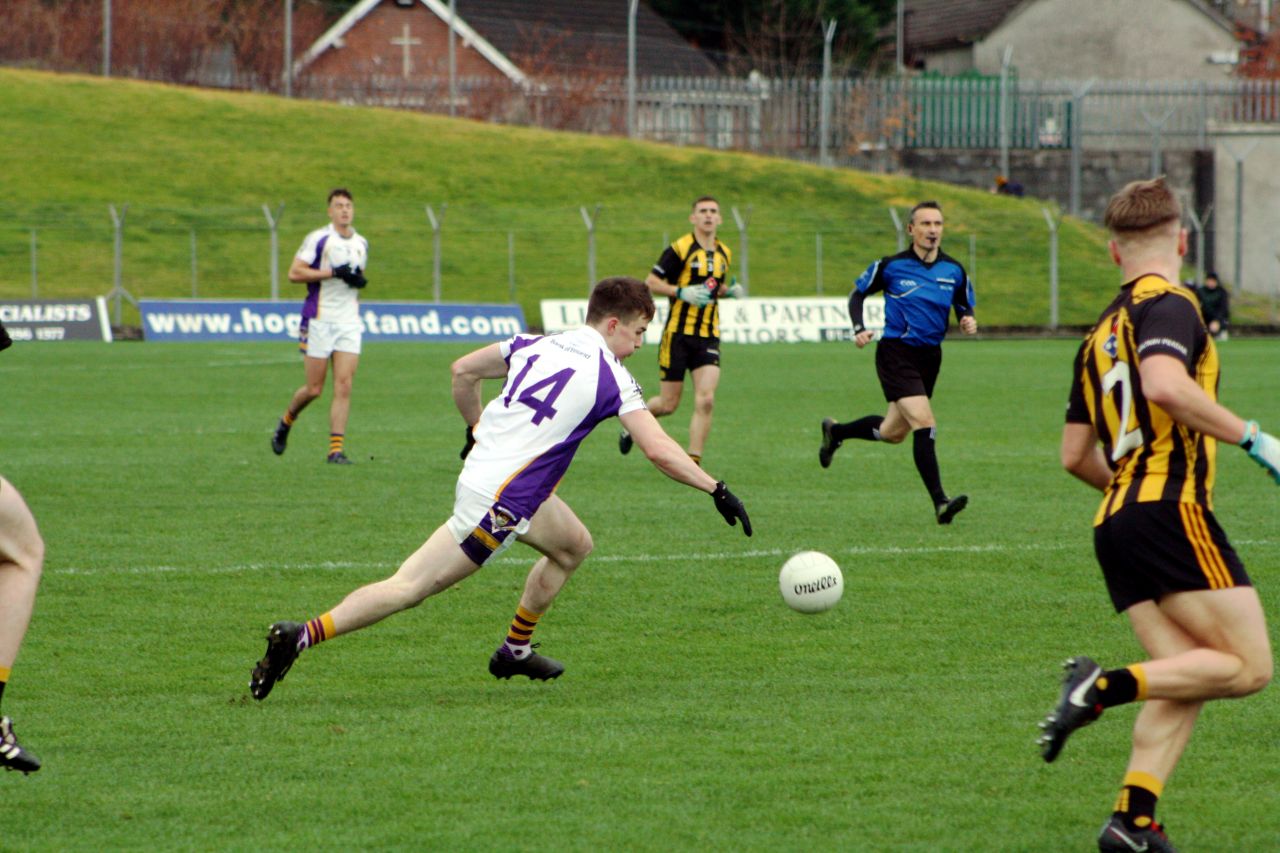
[779,551,843,613]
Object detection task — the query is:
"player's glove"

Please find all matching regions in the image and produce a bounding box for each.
[725,282,746,299]
[460,425,476,460]
[711,481,752,537]
[1239,420,1280,484]
[678,285,712,307]
[332,264,367,288]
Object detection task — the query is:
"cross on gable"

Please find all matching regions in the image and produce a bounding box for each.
[390,23,422,78]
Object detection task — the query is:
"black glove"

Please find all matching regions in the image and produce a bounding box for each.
[711,481,752,537]
[332,264,367,289]
[0,321,11,353]
[460,425,476,460]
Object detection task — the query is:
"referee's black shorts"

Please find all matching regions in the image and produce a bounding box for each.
[1094,501,1251,613]
[875,337,942,402]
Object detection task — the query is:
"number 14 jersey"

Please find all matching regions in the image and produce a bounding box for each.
[1066,274,1219,525]
[459,326,647,518]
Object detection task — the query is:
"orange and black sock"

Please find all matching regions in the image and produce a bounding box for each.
[1113,771,1163,832]
[499,606,541,660]
[281,411,296,428]
[328,433,345,457]
[298,613,336,651]
[1098,664,1145,707]
[0,665,10,710]
[688,453,702,467]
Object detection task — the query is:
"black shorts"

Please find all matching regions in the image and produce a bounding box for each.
[659,332,720,382]
[875,337,942,402]
[1094,501,1251,613]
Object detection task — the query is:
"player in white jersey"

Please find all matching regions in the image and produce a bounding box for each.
[270,188,369,464]
[250,277,752,699]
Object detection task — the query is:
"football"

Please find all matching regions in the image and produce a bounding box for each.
[778,551,843,613]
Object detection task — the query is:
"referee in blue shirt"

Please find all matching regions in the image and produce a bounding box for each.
[819,201,977,524]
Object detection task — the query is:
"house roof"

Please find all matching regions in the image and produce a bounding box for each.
[902,0,1239,55]
[296,0,716,82]
[454,0,719,77]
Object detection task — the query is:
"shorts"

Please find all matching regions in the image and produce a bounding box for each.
[875,337,941,402]
[446,482,533,566]
[659,332,720,382]
[1094,501,1251,613]
[302,319,362,359]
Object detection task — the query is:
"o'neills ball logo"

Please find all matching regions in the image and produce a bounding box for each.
[794,575,840,596]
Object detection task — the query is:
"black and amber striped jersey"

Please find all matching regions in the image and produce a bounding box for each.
[1066,274,1219,525]
[653,233,732,339]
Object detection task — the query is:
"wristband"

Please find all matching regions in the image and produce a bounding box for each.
[1240,420,1259,451]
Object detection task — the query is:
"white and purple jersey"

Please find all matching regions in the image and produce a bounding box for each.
[296,224,368,328]
[458,326,646,519]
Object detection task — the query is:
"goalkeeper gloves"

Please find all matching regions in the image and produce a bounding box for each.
[711,481,752,537]
[1239,420,1280,484]
[677,285,712,307]
[724,277,745,299]
[460,425,476,461]
[332,264,368,289]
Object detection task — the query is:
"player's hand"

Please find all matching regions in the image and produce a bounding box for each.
[332,264,367,288]
[678,286,712,307]
[1240,421,1280,484]
[726,282,746,299]
[854,330,875,348]
[711,481,752,537]
[960,315,978,335]
[460,425,476,460]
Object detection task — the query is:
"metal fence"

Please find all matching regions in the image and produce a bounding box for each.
[295,73,1280,158]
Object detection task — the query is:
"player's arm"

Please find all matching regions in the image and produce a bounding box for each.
[451,343,508,433]
[1061,422,1111,491]
[954,271,977,334]
[619,408,752,535]
[288,255,332,283]
[849,260,885,348]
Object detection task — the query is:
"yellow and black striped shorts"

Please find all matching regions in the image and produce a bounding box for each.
[1093,500,1250,613]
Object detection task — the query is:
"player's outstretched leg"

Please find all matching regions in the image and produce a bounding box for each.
[489,644,565,681]
[271,418,290,455]
[935,494,968,525]
[1097,815,1178,853]
[0,716,40,774]
[818,418,842,468]
[618,429,633,456]
[1038,655,1104,762]
[249,621,305,700]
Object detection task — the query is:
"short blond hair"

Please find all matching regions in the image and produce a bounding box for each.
[1104,177,1181,237]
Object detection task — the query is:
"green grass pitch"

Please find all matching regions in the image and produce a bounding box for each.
[1,338,1277,850]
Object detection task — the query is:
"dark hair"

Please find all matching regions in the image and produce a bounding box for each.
[1104,177,1180,235]
[1204,271,1219,283]
[692,196,719,210]
[909,200,942,222]
[328,188,353,204]
[586,277,655,324]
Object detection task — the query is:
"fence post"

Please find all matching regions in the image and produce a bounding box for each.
[731,205,751,293]
[815,233,824,294]
[888,206,905,252]
[819,19,836,167]
[425,203,446,302]
[998,45,1013,178]
[106,203,135,326]
[190,228,199,297]
[968,233,977,286]
[580,204,601,293]
[1069,79,1096,218]
[1139,105,1176,177]
[29,230,37,299]
[627,0,638,138]
[262,203,285,300]
[1222,141,1258,293]
[1185,203,1212,287]
[1042,207,1059,331]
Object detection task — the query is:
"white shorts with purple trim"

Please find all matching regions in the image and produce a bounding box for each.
[445,482,532,566]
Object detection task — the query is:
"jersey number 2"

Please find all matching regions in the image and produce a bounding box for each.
[1101,361,1144,461]
[504,355,575,425]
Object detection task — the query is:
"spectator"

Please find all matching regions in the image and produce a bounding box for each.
[1196,272,1230,341]
[993,175,1025,197]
